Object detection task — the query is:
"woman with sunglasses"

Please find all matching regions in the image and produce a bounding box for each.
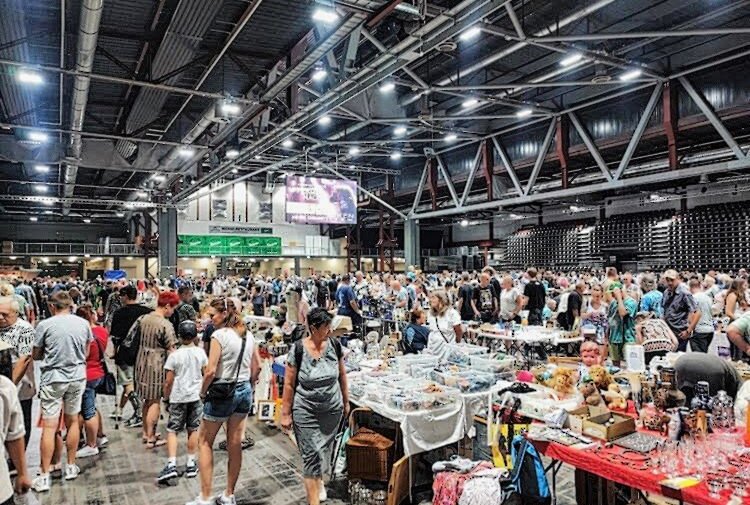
[190,298,259,505]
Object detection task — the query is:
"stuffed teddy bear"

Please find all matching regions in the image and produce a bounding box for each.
[550,368,577,398]
[589,365,612,391]
[579,379,606,408]
[602,383,627,410]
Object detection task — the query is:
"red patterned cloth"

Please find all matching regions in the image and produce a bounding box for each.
[533,438,747,505]
[433,462,494,505]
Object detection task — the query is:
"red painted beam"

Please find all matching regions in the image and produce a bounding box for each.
[556,116,570,189]
[663,80,679,170]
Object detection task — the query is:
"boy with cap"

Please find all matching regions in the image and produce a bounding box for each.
[158,321,207,482]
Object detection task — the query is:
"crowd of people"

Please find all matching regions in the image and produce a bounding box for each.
[0,264,749,504]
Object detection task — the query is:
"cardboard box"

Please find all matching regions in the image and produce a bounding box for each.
[582,412,636,441]
[566,405,609,433]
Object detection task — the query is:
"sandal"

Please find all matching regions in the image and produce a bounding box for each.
[146,438,167,449]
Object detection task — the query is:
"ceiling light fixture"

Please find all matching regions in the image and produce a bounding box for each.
[312,161,320,167]
[116,212,125,217]
[69,256,77,262]
[17,69,44,85]
[151,174,166,182]
[394,126,407,136]
[84,254,91,258]
[226,147,240,159]
[462,98,479,108]
[34,184,47,193]
[444,133,458,142]
[44,210,53,215]
[619,69,642,81]
[379,80,396,93]
[459,26,481,41]
[318,115,332,125]
[460,219,469,227]
[312,8,339,23]
[348,146,360,156]
[312,68,327,82]
[390,151,402,160]
[282,138,294,148]
[559,52,584,67]
[126,256,134,261]
[178,146,194,158]
[136,191,147,198]
[231,168,238,174]
[254,154,261,160]
[220,100,241,116]
[8,256,17,260]
[29,217,38,222]
[516,108,534,118]
[28,131,48,143]
[34,164,49,173]
[83,218,91,223]
[41,199,53,206]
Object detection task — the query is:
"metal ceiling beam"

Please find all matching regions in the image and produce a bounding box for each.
[0,122,209,149]
[528,28,750,42]
[0,59,257,104]
[410,160,429,216]
[432,80,658,91]
[173,0,514,202]
[459,143,484,207]
[613,83,662,181]
[413,157,750,219]
[434,153,461,207]
[491,136,524,197]
[567,112,613,182]
[0,194,170,208]
[524,119,557,195]
[678,76,747,160]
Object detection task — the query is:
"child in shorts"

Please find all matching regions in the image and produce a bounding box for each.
[158,321,207,482]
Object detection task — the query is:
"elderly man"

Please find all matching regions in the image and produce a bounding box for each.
[0,297,35,448]
[661,270,700,352]
[727,313,750,361]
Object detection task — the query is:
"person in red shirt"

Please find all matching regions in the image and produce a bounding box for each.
[74,304,109,458]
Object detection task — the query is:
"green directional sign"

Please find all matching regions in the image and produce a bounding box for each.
[178,235,282,256]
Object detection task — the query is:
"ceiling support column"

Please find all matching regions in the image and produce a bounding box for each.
[481,140,494,201]
[158,208,178,279]
[427,158,438,211]
[556,116,570,189]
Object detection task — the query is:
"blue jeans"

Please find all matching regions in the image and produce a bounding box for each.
[82,378,103,421]
[203,381,252,423]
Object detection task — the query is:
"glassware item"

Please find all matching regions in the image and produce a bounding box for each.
[707,479,724,499]
[711,390,735,431]
[649,447,662,475]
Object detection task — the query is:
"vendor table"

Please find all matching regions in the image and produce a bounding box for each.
[532,438,742,505]
[471,328,556,368]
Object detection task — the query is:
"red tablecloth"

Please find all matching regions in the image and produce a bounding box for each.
[532,438,746,505]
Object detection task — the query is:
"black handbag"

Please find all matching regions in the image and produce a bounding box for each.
[94,338,116,396]
[206,336,246,402]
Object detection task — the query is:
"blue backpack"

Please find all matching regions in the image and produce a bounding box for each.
[503,435,551,505]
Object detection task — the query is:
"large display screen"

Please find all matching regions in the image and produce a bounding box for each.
[285,175,357,224]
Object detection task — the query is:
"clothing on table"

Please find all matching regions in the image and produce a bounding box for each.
[426,308,461,361]
[640,290,663,317]
[288,341,343,478]
[133,313,177,401]
[0,319,36,401]
[164,346,207,403]
[0,375,25,503]
[86,326,109,382]
[34,313,92,385]
[211,328,254,383]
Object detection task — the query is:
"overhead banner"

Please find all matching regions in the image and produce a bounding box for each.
[285,175,357,224]
[178,235,282,256]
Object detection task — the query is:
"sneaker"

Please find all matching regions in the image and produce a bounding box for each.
[109,411,123,420]
[76,445,99,458]
[124,416,143,428]
[32,474,51,492]
[319,484,328,502]
[185,496,214,505]
[97,436,109,447]
[157,463,178,483]
[64,464,81,481]
[185,461,199,478]
[215,494,236,505]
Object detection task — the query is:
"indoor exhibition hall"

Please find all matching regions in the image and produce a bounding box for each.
[1,1,750,504]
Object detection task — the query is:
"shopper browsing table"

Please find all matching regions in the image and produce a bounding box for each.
[605,283,636,367]
[499,275,524,324]
[688,279,714,353]
[674,353,741,405]
[427,290,463,361]
[524,268,546,325]
[281,308,349,505]
[661,270,699,352]
[471,273,497,323]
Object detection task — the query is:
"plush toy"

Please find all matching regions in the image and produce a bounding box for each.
[550,368,577,398]
[516,370,535,383]
[602,383,627,410]
[579,380,606,408]
[589,365,612,391]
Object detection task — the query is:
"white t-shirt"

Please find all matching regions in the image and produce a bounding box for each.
[500,288,521,320]
[164,346,207,403]
[0,375,24,503]
[212,328,255,383]
[427,308,461,361]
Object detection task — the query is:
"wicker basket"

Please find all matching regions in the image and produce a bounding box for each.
[346,427,394,482]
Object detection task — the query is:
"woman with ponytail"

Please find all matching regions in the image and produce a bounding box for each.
[190,298,260,505]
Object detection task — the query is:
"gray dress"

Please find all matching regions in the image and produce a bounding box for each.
[289,341,344,478]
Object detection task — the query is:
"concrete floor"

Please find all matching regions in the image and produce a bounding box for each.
[27,398,576,505]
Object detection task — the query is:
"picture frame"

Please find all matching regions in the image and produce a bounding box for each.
[257,400,276,421]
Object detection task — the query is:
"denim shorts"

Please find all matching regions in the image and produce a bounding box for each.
[82,378,103,421]
[203,381,252,423]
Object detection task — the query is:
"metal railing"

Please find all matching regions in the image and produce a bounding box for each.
[10,242,143,256]
[422,246,480,257]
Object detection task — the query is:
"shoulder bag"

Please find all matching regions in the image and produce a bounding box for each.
[206,335,247,402]
[94,338,117,396]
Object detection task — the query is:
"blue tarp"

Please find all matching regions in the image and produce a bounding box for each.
[103,270,127,280]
